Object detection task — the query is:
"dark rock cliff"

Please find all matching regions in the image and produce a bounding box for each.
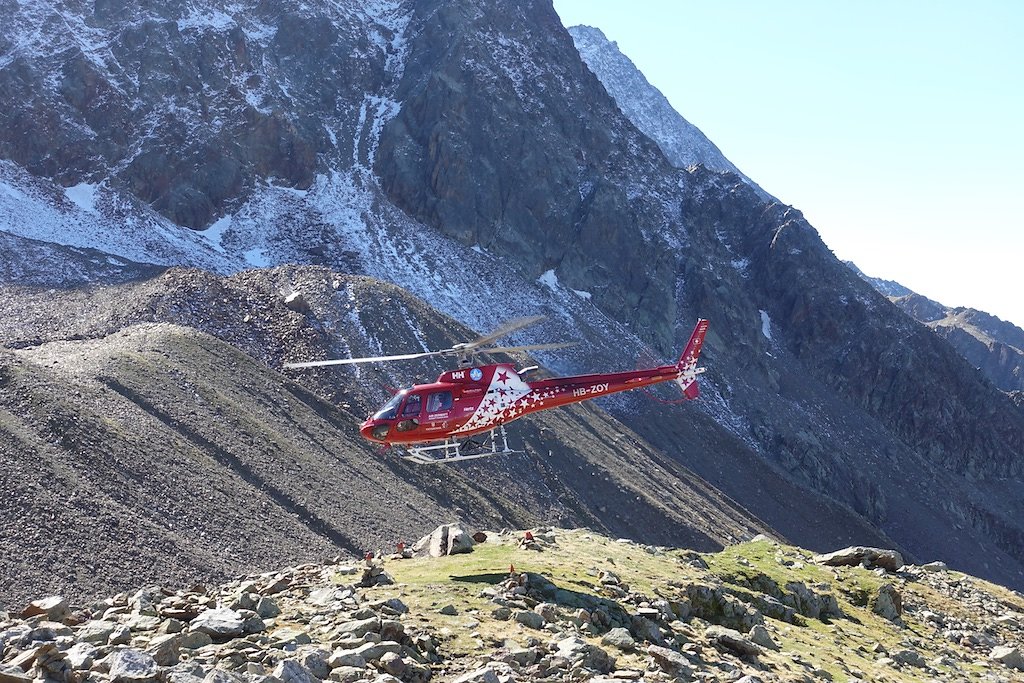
[375,0,680,348]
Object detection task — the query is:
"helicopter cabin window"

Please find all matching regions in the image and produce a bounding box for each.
[426,391,453,413]
[373,391,406,421]
[401,393,422,418]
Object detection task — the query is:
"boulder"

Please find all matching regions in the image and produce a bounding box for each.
[75,620,118,644]
[190,608,245,638]
[203,671,244,683]
[452,667,498,683]
[273,661,314,683]
[348,640,402,663]
[747,624,779,651]
[891,649,925,668]
[705,625,762,657]
[283,292,310,313]
[335,616,380,638]
[377,652,405,678]
[0,669,32,683]
[147,633,182,666]
[256,597,281,618]
[328,650,367,670]
[555,636,614,673]
[514,610,545,630]
[534,602,557,623]
[646,645,694,678]
[601,628,636,651]
[990,646,1024,670]
[870,584,902,622]
[65,642,98,670]
[20,597,69,623]
[108,649,160,683]
[295,647,332,680]
[412,524,475,558]
[813,546,904,572]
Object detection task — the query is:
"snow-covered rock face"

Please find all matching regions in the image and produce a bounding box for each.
[0,0,411,229]
[567,25,770,201]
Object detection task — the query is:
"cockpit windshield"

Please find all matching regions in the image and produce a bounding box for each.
[373,390,407,421]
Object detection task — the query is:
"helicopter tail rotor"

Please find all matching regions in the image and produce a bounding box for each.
[674,318,709,399]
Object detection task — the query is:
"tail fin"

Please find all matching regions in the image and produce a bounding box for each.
[675,318,709,399]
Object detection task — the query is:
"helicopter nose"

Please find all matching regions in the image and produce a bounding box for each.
[360,419,390,443]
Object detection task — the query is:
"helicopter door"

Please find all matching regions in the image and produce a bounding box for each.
[395,393,423,432]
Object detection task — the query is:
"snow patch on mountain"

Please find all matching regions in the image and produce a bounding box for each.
[0,160,242,273]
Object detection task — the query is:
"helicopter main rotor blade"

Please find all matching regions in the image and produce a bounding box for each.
[462,315,546,350]
[480,341,577,354]
[284,350,447,368]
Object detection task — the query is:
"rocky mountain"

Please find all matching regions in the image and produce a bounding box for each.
[566,25,769,199]
[849,263,1024,394]
[3,528,1024,683]
[2,0,1024,606]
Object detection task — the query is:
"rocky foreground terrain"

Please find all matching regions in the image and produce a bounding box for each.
[3,528,1023,683]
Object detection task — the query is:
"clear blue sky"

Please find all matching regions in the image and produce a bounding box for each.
[553,0,1024,329]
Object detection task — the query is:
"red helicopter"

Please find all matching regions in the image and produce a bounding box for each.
[286,316,708,464]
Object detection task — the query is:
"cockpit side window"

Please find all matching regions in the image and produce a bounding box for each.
[373,391,406,421]
[426,391,453,412]
[401,393,422,417]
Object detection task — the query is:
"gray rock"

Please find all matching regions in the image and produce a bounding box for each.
[147,633,182,666]
[337,616,380,638]
[920,561,948,573]
[295,647,332,680]
[21,596,69,622]
[273,661,313,683]
[747,624,779,651]
[65,642,98,670]
[513,611,545,630]
[990,646,1024,670]
[646,645,694,677]
[891,649,926,668]
[601,628,635,651]
[413,524,476,558]
[0,669,33,683]
[451,667,499,683]
[706,625,762,657]
[534,602,557,623]
[377,652,405,678]
[178,630,214,650]
[349,640,402,663]
[108,649,160,683]
[384,598,409,615]
[190,608,245,638]
[555,636,615,673]
[256,597,281,618]
[204,670,244,683]
[327,650,367,670]
[76,620,118,644]
[871,584,903,622]
[813,546,904,572]
[630,616,665,645]
[328,667,366,683]
[438,605,457,616]
[109,624,132,645]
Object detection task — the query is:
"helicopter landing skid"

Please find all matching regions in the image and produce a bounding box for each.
[401,426,521,464]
